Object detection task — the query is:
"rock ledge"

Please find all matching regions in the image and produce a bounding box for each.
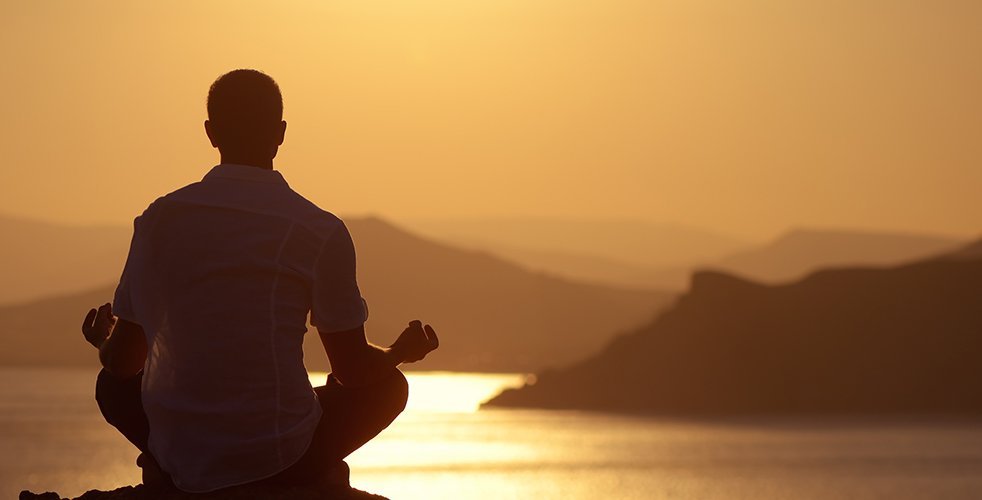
[20,484,388,500]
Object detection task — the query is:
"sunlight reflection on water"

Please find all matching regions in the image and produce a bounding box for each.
[308,371,528,413]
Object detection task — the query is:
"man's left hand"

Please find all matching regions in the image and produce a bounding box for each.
[82,303,116,349]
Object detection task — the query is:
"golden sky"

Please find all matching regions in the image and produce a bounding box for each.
[1,1,980,239]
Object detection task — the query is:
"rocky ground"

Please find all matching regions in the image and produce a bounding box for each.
[20,484,388,500]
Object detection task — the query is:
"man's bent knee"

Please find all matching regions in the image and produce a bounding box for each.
[95,368,116,410]
[95,368,142,424]
[382,368,409,418]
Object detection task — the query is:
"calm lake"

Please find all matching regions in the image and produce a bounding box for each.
[2,367,982,499]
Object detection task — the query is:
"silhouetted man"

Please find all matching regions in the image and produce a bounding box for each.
[81,69,439,494]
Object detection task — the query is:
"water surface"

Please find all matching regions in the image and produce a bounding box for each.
[2,367,982,499]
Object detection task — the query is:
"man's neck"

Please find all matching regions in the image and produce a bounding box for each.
[219,155,274,170]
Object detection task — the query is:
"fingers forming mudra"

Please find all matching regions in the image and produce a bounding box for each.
[393,320,439,363]
[81,302,116,349]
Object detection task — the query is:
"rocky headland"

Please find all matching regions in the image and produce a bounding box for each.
[487,240,982,415]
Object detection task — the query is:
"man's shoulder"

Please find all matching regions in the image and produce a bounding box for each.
[132,182,204,220]
[152,181,207,207]
[278,188,346,236]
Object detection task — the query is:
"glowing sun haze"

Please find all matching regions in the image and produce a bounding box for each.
[1,0,980,239]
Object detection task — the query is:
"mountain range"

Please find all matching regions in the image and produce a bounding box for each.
[0,216,669,372]
[486,240,982,414]
[404,217,964,291]
[642,229,964,290]
[400,216,748,270]
[712,228,963,283]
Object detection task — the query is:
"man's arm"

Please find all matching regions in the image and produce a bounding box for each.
[311,220,438,386]
[82,303,147,378]
[319,320,438,387]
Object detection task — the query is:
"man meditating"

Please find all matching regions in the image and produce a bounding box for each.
[80,69,439,494]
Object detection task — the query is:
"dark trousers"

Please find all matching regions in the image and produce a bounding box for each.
[95,368,408,487]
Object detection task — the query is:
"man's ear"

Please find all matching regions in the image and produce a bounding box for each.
[276,120,287,146]
[204,120,220,148]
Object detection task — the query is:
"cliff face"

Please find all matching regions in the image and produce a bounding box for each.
[486,244,982,415]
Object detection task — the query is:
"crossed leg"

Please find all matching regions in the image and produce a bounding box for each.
[267,369,409,486]
[95,368,409,489]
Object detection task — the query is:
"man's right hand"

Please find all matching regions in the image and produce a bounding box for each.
[390,320,439,364]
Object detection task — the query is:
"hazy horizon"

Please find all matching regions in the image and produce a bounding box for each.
[1,210,976,244]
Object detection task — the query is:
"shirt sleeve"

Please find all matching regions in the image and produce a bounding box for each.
[310,220,369,333]
[112,214,143,324]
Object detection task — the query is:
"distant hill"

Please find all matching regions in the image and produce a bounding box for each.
[712,228,962,284]
[400,216,747,270]
[459,244,665,290]
[486,242,982,414]
[643,228,964,290]
[0,216,670,372]
[403,220,965,291]
[940,239,982,261]
[0,215,131,304]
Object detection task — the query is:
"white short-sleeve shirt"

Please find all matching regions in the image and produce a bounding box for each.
[113,163,369,492]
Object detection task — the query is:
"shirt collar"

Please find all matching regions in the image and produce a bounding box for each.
[203,163,288,186]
